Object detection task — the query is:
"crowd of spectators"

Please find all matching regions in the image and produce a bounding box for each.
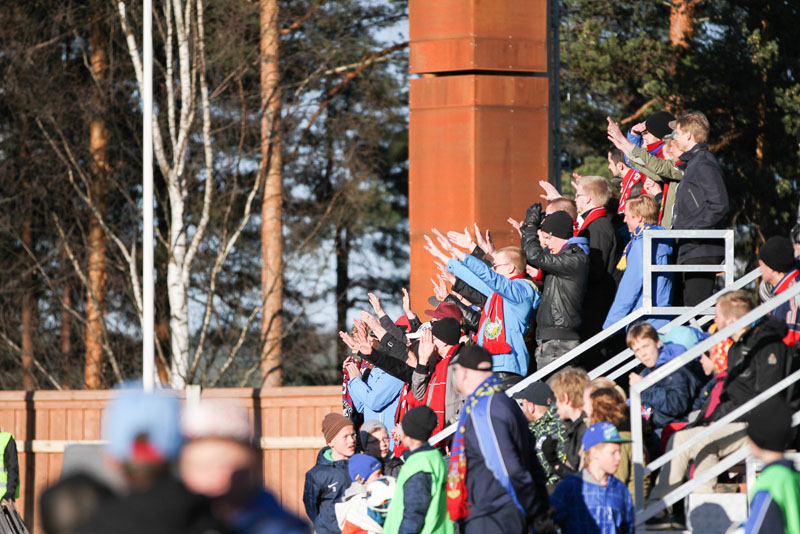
[311,111,800,534]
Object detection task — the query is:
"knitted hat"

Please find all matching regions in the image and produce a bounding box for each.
[759,236,795,273]
[431,317,461,346]
[104,388,182,464]
[450,344,492,371]
[322,413,353,444]
[348,453,382,483]
[541,211,575,240]
[401,406,438,441]
[645,111,676,140]
[747,397,792,452]
[425,301,463,322]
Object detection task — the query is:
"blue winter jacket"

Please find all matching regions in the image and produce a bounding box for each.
[347,366,403,448]
[302,448,351,534]
[639,343,708,428]
[230,488,310,534]
[447,254,540,375]
[603,225,673,330]
[550,470,635,534]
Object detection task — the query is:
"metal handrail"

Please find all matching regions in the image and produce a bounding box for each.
[590,268,760,381]
[642,229,735,311]
[630,278,800,515]
[636,409,800,524]
[428,229,739,446]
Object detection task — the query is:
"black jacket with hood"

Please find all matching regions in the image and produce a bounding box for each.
[302,447,351,534]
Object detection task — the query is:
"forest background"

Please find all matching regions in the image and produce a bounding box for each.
[0,0,798,390]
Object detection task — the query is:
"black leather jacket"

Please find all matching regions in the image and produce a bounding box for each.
[521,225,589,341]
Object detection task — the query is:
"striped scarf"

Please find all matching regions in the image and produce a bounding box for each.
[447,374,508,521]
[616,222,658,271]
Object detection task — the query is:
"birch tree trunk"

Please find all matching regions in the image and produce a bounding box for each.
[85,2,109,388]
[260,0,283,386]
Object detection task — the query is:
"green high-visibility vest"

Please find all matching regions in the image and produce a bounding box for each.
[0,432,19,500]
[383,448,453,534]
[750,462,800,533]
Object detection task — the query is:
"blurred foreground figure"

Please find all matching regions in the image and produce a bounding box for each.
[181,400,309,534]
[77,388,225,534]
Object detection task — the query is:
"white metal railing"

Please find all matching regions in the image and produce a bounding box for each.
[631,279,800,524]
[428,229,737,446]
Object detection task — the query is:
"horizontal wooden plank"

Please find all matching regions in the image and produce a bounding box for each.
[19,437,327,452]
[261,436,326,450]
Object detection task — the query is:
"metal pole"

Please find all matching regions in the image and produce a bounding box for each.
[142,0,155,392]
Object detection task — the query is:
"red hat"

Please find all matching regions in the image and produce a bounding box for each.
[424,301,463,322]
[395,315,411,331]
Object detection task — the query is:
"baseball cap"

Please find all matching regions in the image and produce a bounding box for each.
[450,345,492,371]
[348,453,382,483]
[581,422,631,451]
[512,381,554,406]
[406,321,432,340]
[424,301,463,322]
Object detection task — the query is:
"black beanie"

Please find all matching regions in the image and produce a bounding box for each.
[758,236,795,273]
[541,211,575,240]
[747,396,792,452]
[645,110,676,140]
[431,317,461,346]
[402,406,438,441]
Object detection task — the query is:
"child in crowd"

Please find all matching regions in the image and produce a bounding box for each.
[360,420,403,477]
[587,386,650,504]
[303,413,356,534]
[742,397,800,534]
[550,422,635,534]
[335,454,384,534]
[544,367,589,477]
[626,322,706,429]
[383,406,453,534]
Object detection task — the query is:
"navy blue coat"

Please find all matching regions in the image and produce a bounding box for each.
[639,343,707,428]
[461,390,549,531]
[302,447,350,534]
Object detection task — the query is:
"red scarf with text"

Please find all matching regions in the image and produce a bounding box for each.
[618,168,644,214]
[474,274,525,354]
[575,207,608,236]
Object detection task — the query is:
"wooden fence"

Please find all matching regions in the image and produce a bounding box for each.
[0,386,342,533]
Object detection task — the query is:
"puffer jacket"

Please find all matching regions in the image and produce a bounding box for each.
[638,343,708,429]
[521,230,589,341]
[671,143,729,262]
[303,447,351,534]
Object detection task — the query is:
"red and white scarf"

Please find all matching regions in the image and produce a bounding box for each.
[618,167,644,214]
[474,274,525,354]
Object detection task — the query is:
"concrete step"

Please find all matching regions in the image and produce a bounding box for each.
[685,493,748,534]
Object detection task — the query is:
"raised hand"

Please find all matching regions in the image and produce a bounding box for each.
[344,361,362,380]
[630,121,647,135]
[433,228,465,261]
[401,287,416,319]
[423,234,449,263]
[352,322,373,355]
[538,180,562,201]
[473,223,496,259]
[525,264,541,280]
[418,327,435,366]
[437,267,455,285]
[446,227,476,251]
[431,276,449,302]
[607,116,634,154]
[507,217,523,237]
[524,203,544,229]
[367,292,385,317]
[359,310,387,340]
[339,331,359,352]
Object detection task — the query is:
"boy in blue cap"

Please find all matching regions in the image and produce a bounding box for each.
[335,453,384,533]
[550,422,635,534]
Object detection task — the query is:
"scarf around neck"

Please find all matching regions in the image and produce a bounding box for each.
[616,222,659,271]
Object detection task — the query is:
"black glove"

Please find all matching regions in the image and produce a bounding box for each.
[541,436,559,467]
[524,202,544,229]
